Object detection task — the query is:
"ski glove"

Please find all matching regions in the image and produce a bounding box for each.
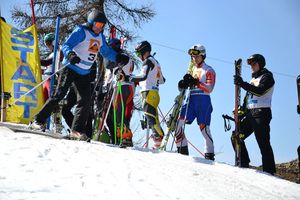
[183,74,198,87]
[68,51,81,65]
[116,53,129,66]
[178,79,188,90]
[233,75,244,86]
[115,69,129,82]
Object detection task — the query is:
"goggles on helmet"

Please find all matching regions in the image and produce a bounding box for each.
[93,21,105,30]
[188,49,201,56]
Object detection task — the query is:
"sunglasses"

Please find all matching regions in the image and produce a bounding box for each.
[93,22,105,30]
[188,49,201,56]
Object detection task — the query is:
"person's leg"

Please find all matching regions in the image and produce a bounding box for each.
[71,73,91,135]
[231,113,253,167]
[61,85,76,129]
[33,68,74,126]
[196,95,214,159]
[174,95,196,155]
[142,91,164,149]
[252,109,275,174]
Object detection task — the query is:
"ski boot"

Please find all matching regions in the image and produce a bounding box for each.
[152,133,163,150]
[117,125,133,148]
[69,131,89,141]
[177,146,189,155]
[29,120,46,131]
[204,153,215,161]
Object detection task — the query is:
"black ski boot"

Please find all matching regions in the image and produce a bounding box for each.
[204,153,215,161]
[177,146,189,155]
[119,139,133,148]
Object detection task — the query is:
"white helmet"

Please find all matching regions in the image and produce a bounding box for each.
[188,44,206,59]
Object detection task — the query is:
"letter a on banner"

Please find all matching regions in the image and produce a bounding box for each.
[0,21,44,124]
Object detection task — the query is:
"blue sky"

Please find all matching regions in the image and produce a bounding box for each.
[1,0,300,166]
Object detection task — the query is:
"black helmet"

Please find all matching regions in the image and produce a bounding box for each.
[109,38,121,51]
[135,40,151,55]
[87,10,107,26]
[247,54,266,68]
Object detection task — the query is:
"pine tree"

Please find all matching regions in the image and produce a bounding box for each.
[11,0,155,42]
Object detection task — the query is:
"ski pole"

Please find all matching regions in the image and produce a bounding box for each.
[158,105,174,125]
[113,81,124,145]
[11,63,68,106]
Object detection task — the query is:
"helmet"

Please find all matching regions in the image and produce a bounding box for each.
[87,10,107,26]
[109,38,121,51]
[135,40,151,55]
[247,54,265,68]
[188,44,206,59]
[44,33,55,42]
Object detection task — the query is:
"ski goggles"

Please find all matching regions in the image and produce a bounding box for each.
[188,49,201,56]
[247,58,257,65]
[93,22,105,30]
[135,51,141,57]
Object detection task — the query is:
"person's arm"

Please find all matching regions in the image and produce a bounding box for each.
[241,73,274,96]
[128,59,153,83]
[99,34,117,62]
[61,26,85,57]
[196,69,216,93]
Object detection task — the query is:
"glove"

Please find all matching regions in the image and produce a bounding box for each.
[234,75,244,86]
[178,79,188,90]
[183,73,198,87]
[115,69,129,82]
[116,53,129,66]
[68,51,81,65]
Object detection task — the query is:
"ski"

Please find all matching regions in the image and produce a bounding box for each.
[233,59,242,166]
[297,75,300,114]
[0,122,65,139]
[160,89,186,151]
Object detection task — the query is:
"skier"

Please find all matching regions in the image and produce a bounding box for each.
[40,32,64,101]
[117,40,165,149]
[29,10,128,140]
[233,53,276,175]
[175,44,216,160]
[103,38,135,146]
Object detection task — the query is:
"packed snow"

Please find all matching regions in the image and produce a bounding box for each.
[0,126,299,200]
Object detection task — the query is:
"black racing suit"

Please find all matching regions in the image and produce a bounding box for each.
[232,68,276,174]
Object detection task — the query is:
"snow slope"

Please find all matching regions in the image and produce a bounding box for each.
[0,126,299,200]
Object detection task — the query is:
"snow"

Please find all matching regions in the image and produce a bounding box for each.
[0,126,299,200]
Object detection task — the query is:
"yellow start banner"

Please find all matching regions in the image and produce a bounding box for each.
[0,21,44,124]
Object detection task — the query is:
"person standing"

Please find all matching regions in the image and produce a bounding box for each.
[30,10,127,140]
[233,53,276,175]
[103,38,135,146]
[40,32,64,101]
[117,40,165,149]
[175,44,216,160]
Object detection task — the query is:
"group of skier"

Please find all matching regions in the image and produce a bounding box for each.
[30,9,277,175]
